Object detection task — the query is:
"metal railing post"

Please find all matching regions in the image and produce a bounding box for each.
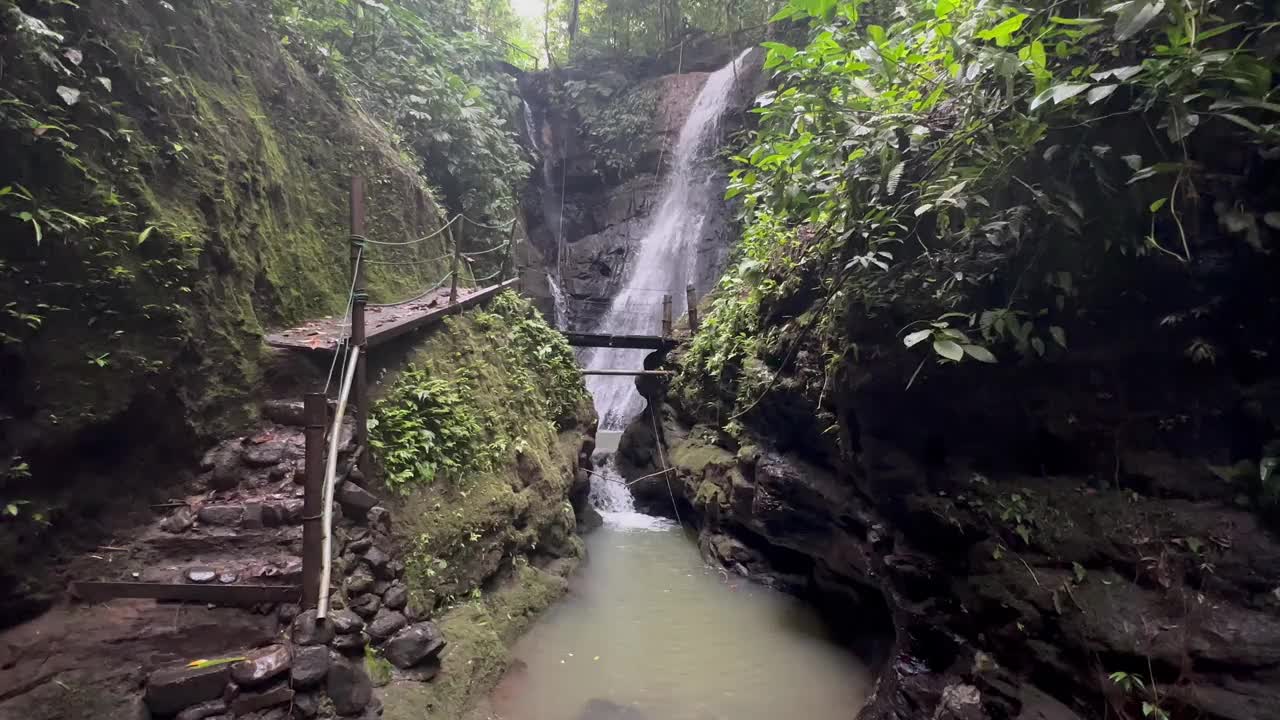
[302,393,326,609]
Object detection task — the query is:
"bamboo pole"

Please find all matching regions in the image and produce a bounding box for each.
[318,345,360,619]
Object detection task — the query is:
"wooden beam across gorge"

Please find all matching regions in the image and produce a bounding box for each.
[562,332,678,350]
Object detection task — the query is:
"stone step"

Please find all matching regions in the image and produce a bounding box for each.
[111,554,304,587]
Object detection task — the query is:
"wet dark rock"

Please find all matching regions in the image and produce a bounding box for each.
[290,644,329,687]
[382,583,407,610]
[230,683,294,716]
[371,579,391,595]
[346,533,373,554]
[230,644,291,686]
[383,622,446,669]
[366,608,407,641]
[392,657,441,682]
[262,400,308,427]
[350,593,381,618]
[366,506,392,532]
[277,603,300,623]
[329,609,365,634]
[331,632,367,654]
[337,483,379,516]
[244,442,287,468]
[326,657,373,715]
[161,507,196,533]
[173,699,227,720]
[281,498,305,523]
[291,609,335,646]
[344,569,374,595]
[292,691,320,718]
[577,699,647,720]
[206,445,244,491]
[145,662,232,715]
[185,568,217,584]
[242,501,265,529]
[362,546,392,578]
[197,504,243,527]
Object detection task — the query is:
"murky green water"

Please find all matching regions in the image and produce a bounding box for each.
[487,523,871,720]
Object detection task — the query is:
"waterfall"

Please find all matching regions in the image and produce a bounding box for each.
[584,49,753,430]
[546,272,569,330]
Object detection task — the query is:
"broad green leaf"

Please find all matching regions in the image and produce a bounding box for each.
[935,0,958,18]
[1031,83,1092,110]
[1196,21,1243,43]
[934,339,965,361]
[904,329,933,347]
[868,25,886,45]
[1112,0,1165,40]
[138,225,157,245]
[1087,84,1118,104]
[962,344,998,363]
[1090,65,1143,81]
[1050,16,1103,25]
[1029,41,1047,69]
[96,76,113,93]
[978,13,1029,42]
[1150,197,1168,212]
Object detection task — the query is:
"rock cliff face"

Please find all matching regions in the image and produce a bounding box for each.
[516,55,762,330]
[621,344,1280,720]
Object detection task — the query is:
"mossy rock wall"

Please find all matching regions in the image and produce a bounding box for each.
[367,294,595,717]
[1,0,457,494]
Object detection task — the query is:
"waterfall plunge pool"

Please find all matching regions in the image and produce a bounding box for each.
[481,437,873,720]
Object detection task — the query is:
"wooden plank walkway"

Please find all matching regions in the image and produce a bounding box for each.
[266,279,518,352]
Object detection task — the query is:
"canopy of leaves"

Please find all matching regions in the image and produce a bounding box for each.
[684,0,1279,406]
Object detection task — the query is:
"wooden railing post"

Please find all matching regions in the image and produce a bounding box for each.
[502,221,517,282]
[302,393,326,609]
[686,283,699,332]
[349,177,369,476]
[662,294,673,338]
[449,219,463,304]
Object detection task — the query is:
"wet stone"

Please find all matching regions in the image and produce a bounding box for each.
[230,683,293,716]
[367,506,392,533]
[331,632,367,654]
[291,609,335,646]
[337,483,379,516]
[290,644,329,687]
[281,498,304,523]
[326,657,373,715]
[277,604,300,623]
[175,699,228,720]
[218,572,239,584]
[329,609,365,635]
[350,593,381,619]
[382,584,408,610]
[161,507,196,534]
[230,644,291,686]
[185,568,217,584]
[362,546,392,578]
[367,609,407,641]
[244,443,287,468]
[242,502,265,530]
[383,622,445,669]
[345,570,374,595]
[197,504,243,527]
[346,534,373,554]
[262,400,308,427]
[292,691,320,718]
[145,662,231,715]
[371,580,391,596]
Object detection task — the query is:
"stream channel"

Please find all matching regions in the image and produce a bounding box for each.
[487,51,873,720]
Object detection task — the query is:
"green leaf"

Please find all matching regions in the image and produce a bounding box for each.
[977,13,1029,42]
[1149,197,1168,213]
[1087,84,1118,104]
[933,339,965,361]
[1050,326,1067,348]
[1031,83,1092,110]
[1196,21,1244,43]
[1032,337,1046,356]
[935,0,958,18]
[1090,65,1143,81]
[137,225,157,245]
[1049,16,1103,25]
[885,162,905,195]
[1029,41,1046,69]
[1111,0,1166,41]
[962,344,998,363]
[867,25,886,45]
[904,329,933,347]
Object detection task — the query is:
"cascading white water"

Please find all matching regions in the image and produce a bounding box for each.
[584,49,753,431]
[546,272,569,330]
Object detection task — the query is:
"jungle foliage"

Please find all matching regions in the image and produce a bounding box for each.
[684,0,1279,406]
[541,0,778,63]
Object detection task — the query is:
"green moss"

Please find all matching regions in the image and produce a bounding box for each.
[365,647,395,688]
[671,441,735,475]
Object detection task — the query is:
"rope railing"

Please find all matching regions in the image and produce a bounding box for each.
[363,214,462,246]
[461,241,510,258]
[368,270,454,307]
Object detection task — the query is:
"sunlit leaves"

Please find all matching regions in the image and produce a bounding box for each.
[1030,83,1091,110]
[1109,0,1166,40]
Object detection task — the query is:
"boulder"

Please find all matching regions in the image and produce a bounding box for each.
[197,504,244,527]
[350,593,381,619]
[230,644,291,686]
[329,609,365,634]
[175,699,228,720]
[144,662,231,715]
[382,583,408,610]
[331,632,367,654]
[326,657,373,715]
[362,546,392,578]
[230,683,294,716]
[337,484,379,516]
[366,506,392,532]
[262,400,308,427]
[383,622,446,669]
[161,507,196,533]
[206,445,243,491]
[290,644,329,687]
[244,442,287,468]
[291,609,335,646]
[344,570,375,595]
[292,691,320,718]
[366,609,407,641]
